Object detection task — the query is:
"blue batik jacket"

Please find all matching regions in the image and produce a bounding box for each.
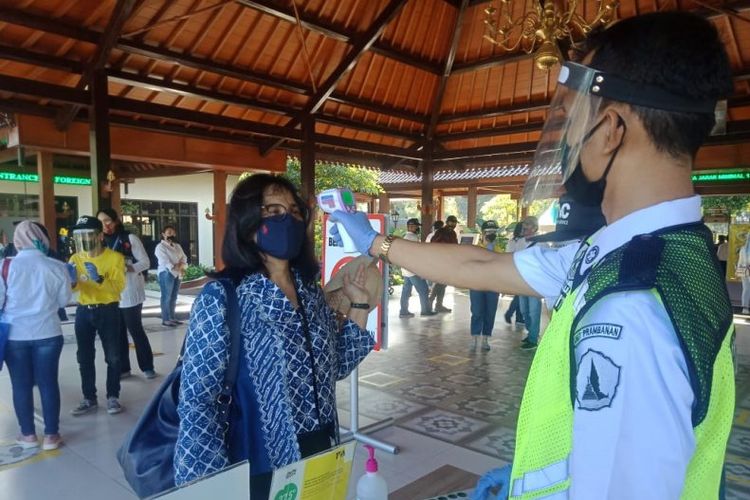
[174,272,375,485]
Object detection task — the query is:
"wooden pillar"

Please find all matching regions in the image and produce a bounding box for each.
[301,116,316,205]
[436,191,444,221]
[110,180,121,215]
[89,69,112,214]
[378,192,390,214]
[213,170,227,270]
[420,155,434,241]
[37,151,57,251]
[516,198,522,221]
[467,185,478,229]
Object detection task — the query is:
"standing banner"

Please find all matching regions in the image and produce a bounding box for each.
[321,214,387,350]
[268,442,356,500]
[728,224,750,281]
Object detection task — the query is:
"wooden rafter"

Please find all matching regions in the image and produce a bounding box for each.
[55,0,137,130]
[234,0,442,75]
[259,0,408,155]
[426,0,469,142]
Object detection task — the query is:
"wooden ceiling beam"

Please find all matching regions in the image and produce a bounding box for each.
[0,7,310,95]
[315,114,423,142]
[0,74,89,105]
[55,0,137,130]
[234,0,442,75]
[440,101,549,124]
[260,0,408,154]
[0,44,85,73]
[452,52,533,75]
[426,0,469,143]
[313,133,422,160]
[433,141,538,161]
[437,121,544,141]
[327,92,429,124]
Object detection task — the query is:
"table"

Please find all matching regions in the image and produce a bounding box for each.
[390,464,480,500]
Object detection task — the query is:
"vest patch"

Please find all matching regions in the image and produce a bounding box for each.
[573,323,623,346]
[575,349,621,411]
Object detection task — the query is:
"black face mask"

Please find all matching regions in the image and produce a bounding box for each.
[562,117,626,207]
[167,236,176,243]
[485,233,497,242]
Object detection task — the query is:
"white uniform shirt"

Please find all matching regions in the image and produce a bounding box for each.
[155,240,187,278]
[514,196,701,500]
[120,233,150,309]
[0,249,72,341]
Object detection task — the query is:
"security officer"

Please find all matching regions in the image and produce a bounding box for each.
[330,11,733,499]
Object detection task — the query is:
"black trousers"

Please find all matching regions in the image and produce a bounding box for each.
[119,304,154,373]
[505,295,524,322]
[250,425,334,499]
[74,303,122,400]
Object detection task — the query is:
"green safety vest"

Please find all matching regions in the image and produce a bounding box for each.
[509,224,735,499]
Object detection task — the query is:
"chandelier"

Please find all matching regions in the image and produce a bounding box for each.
[483,0,618,71]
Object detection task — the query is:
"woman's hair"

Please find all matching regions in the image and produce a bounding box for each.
[161,225,176,236]
[512,222,523,239]
[217,173,318,284]
[96,208,124,233]
[431,227,457,244]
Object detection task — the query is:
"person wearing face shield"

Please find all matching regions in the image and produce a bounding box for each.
[155,226,188,327]
[330,12,734,499]
[67,216,127,417]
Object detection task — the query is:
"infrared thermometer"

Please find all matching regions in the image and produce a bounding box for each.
[317,188,358,253]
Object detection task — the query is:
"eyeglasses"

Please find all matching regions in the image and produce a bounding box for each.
[262,203,304,220]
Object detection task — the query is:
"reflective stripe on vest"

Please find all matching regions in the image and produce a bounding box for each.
[511,457,569,498]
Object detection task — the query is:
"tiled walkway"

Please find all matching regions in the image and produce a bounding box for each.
[0,288,749,499]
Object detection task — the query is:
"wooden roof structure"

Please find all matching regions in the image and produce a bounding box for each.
[3,0,750,176]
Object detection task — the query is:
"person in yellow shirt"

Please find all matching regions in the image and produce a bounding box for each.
[66,216,126,417]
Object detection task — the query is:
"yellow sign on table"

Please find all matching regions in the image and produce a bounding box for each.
[269,442,356,500]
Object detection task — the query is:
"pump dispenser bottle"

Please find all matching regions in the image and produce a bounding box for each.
[356,444,388,500]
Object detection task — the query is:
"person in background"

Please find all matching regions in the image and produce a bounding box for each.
[155,225,187,327]
[97,209,156,380]
[516,216,542,350]
[425,220,444,243]
[503,222,525,326]
[174,174,375,498]
[0,221,71,450]
[68,216,127,416]
[399,218,435,318]
[469,221,503,351]
[717,234,728,279]
[429,226,458,313]
[739,233,750,314]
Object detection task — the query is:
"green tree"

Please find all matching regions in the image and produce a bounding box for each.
[281,157,382,195]
[701,195,750,217]
[479,194,518,228]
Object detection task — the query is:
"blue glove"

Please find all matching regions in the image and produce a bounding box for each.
[472,464,511,500]
[84,262,102,283]
[65,263,77,284]
[329,210,378,256]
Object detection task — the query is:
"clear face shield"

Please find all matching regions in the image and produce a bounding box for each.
[73,229,101,258]
[522,63,607,205]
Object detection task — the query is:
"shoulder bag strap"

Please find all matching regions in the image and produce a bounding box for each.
[216,278,242,428]
[1,258,10,311]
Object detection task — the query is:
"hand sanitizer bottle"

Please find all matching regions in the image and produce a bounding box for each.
[356,445,388,500]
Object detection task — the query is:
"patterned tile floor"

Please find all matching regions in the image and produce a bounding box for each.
[339,288,750,498]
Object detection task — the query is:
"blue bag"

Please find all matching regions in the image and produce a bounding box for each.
[117,279,242,498]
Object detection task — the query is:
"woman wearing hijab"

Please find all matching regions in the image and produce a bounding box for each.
[0,221,72,450]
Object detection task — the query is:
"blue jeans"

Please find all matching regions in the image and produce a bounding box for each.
[400,275,431,314]
[519,296,542,343]
[159,271,180,322]
[470,290,500,336]
[5,336,64,435]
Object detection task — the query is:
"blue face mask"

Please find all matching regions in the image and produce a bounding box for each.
[256,214,306,260]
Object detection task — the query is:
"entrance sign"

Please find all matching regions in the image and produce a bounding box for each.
[321,213,387,350]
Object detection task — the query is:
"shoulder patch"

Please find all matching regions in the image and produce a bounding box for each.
[573,323,623,346]
[575,349,621,411]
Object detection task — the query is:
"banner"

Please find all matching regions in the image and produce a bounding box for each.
[321,214,387,349]
[268,442,357,500]
[728,224,750,281]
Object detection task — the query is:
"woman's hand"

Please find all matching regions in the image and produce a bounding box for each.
[341,263,369,304]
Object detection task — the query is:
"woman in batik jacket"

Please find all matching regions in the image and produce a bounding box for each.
[174,174,375,497]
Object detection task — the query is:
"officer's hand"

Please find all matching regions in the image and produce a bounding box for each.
[84,262,102,282]
[471,464,511,500]
[65,263,77,285]
[329,211,378,256]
